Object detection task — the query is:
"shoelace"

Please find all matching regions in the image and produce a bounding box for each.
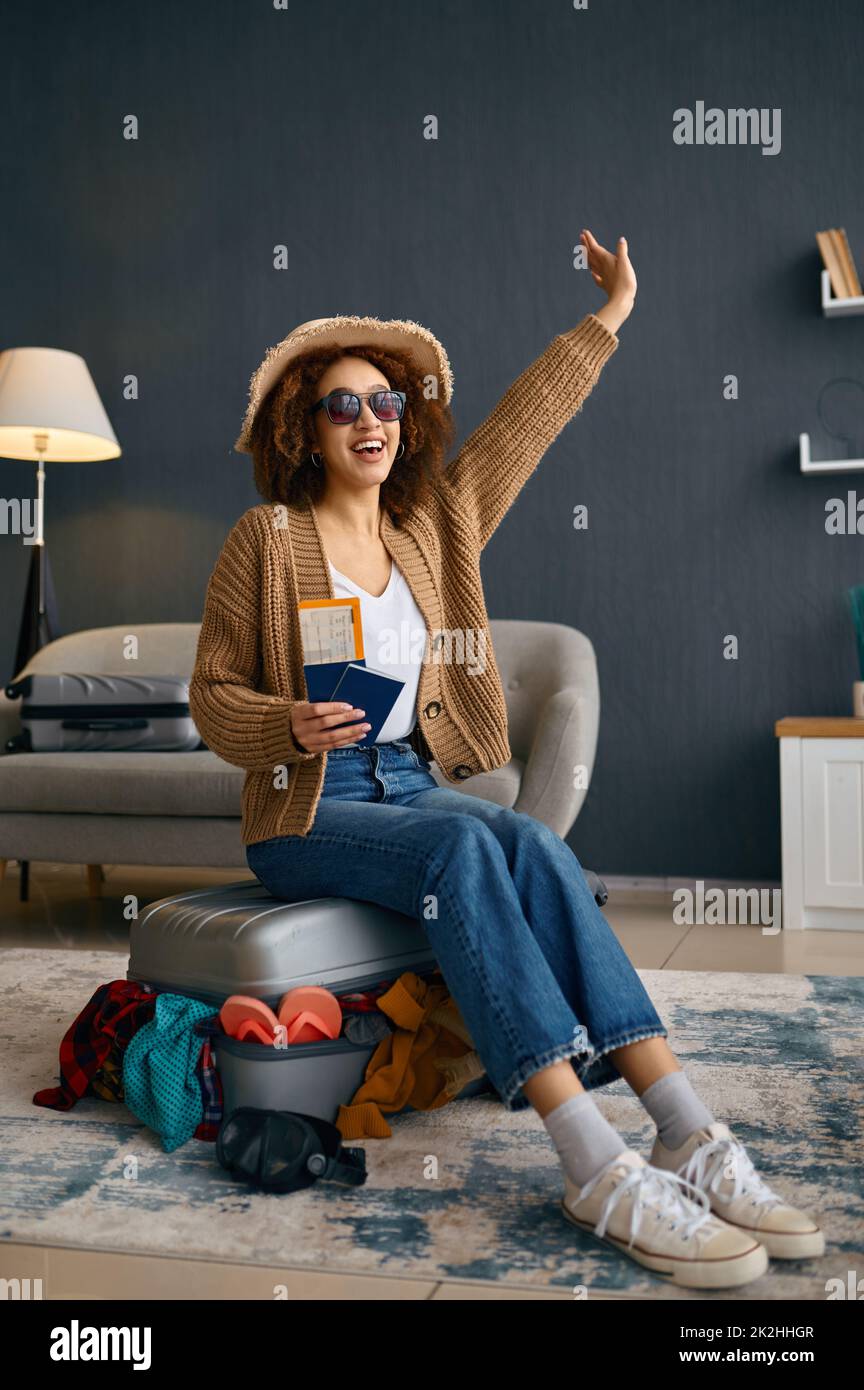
[681,1137,785,1212]
[579,1159,715,1249]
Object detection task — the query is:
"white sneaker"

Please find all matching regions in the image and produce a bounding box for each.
[650,1123,825,1261]
[561,1149,768,1289]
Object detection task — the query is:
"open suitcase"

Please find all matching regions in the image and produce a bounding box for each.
[127,881,496,1125]
[5,672,201,753]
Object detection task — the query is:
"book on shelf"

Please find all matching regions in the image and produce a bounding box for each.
[832,228,862,298]
[816,227,862,299]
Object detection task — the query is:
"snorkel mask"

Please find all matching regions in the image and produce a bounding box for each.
[217,1108,367,1194]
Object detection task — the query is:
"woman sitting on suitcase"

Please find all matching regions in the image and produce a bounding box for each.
[189,229,822,1289]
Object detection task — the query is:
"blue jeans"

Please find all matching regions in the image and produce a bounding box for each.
[246,738,667,1112]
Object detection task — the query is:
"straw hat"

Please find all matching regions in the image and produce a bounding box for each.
[233,314,454,455]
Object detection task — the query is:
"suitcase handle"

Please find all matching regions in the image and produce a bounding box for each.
[60,718,149,731]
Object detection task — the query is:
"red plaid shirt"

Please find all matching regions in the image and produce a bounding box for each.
[33,979,157,1112]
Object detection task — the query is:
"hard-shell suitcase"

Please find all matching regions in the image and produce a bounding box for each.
[5,672,201,753]
[127,880,493,1125]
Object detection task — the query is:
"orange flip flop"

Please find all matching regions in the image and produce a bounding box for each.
[279,1010,332,1044]
[220,995,280,1041]
[277,987,342,1043]
[234,1017,279,1045]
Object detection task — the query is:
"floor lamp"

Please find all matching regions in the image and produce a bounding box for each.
[0,346,121,679]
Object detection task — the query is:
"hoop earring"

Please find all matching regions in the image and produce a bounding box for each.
[310,452,323,469]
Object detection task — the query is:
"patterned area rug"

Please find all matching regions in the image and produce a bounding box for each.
[1,948,861,1299]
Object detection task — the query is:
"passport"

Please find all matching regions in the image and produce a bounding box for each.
[327,663,406,748]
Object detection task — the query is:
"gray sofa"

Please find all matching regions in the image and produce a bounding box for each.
[0,619,601,900]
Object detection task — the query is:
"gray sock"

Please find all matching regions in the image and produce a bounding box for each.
[640,1070,715,1151]
[543,1092,628,1189]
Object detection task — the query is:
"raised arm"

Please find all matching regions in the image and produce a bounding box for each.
[440,231,636,549]
[189,513,317,771]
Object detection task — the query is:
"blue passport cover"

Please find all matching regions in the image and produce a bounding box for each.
[304,659,364,704]
[328,663,405,748]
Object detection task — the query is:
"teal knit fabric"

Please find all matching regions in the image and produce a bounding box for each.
[122,994,215,1152]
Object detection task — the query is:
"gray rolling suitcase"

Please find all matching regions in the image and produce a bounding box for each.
[5,672,201,752]
[127,880,494,1126]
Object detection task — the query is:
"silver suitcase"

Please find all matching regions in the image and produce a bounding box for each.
[127,880,492,1124]
[5,672,201,752]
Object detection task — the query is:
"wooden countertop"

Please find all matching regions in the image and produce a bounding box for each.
[775,717,864,737]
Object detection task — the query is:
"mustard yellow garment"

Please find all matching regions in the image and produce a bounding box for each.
[90,1037,125,1103]
[336,972,484,1140]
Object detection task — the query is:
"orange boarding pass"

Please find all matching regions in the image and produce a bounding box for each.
[298,596,366,701]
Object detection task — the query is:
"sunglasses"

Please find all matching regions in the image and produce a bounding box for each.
[309,389,406,425]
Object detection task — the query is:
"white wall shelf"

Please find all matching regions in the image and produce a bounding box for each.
[799,432,864,475]
[821,268,864,317]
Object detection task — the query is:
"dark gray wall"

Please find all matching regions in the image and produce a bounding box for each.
[2,0,862,878]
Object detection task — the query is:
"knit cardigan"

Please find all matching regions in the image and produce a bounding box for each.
[189,312,618,845]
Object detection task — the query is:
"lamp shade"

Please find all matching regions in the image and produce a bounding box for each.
[0,346,121,461]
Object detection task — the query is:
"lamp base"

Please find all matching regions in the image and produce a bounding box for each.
[12,543,61,681]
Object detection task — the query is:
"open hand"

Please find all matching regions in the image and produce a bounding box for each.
[581,229,637,331]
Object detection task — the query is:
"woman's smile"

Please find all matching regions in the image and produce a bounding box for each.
[346,433,392,473]
[350,435,387,460]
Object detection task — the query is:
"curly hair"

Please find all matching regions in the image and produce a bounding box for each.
[248,342,456,524]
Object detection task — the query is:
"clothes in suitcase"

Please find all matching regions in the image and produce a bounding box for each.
[127,881,493,1127]
[5,672,201,752]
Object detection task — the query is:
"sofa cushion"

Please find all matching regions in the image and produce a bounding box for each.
[0,752,523,818]
[0,751,245,818]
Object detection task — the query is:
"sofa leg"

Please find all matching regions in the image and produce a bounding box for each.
[19,861,29,903]
[86,865,105,899]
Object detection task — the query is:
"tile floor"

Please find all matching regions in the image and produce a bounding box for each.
[2,859,861,1300]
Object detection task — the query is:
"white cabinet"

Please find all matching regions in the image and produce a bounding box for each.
[778,726,864,930]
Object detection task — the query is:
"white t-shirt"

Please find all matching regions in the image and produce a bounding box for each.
[328,560,426,743]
